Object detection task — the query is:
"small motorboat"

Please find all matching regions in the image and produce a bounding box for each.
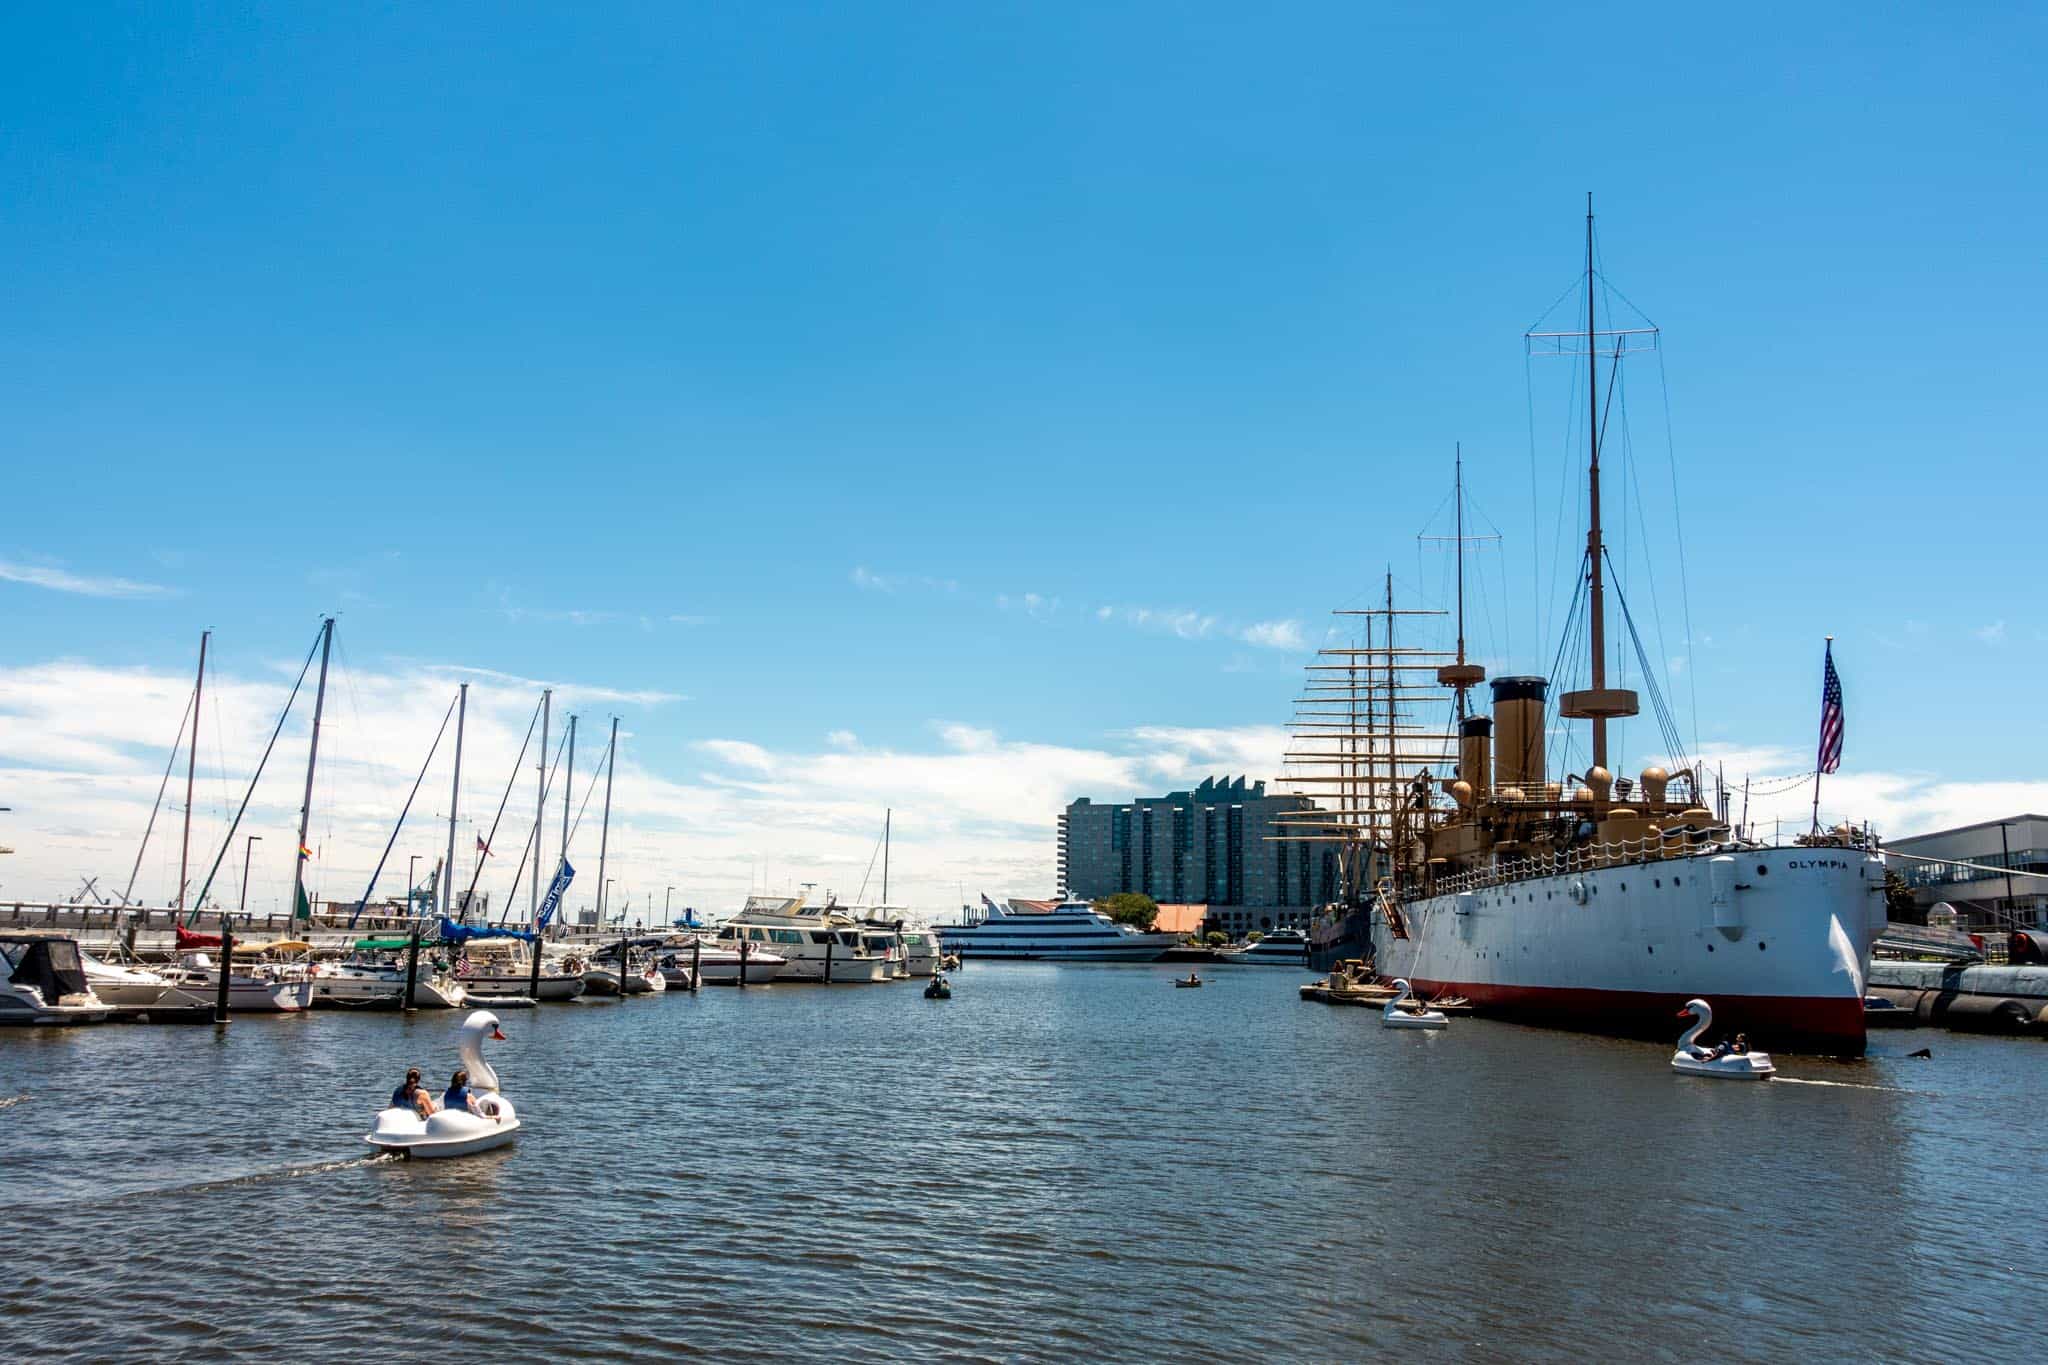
[1671,998,1775,1080]
[924,974,952,1000]
[0,934,112,1025]
[1862,994,1919,1028]
[1381,978,1448,1030]
[365,1010,521,1158]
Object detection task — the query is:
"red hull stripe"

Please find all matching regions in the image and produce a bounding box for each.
[1411,979,1868,1055]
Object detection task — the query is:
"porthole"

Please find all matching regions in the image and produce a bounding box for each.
[1707,943,1715,952]
[1654,878,1662,888]
[1647,945,1655,955]
[1759,941,1767,951]
[1620,882,1628,892]
[1674,877,1682,886]
[1757,865,1768,877]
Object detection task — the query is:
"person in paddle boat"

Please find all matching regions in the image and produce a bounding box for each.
[1185,971,1201,985]
[391,1067,437,1118]
[443,1068,499,1123]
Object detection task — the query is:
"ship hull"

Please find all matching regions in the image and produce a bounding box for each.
[1370,846,1887,1055]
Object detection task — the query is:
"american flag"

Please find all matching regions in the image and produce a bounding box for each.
[475,834,492,856]
[1817,639,1844,775]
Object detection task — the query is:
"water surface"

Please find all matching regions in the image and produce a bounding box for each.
[1,964,2041,1360]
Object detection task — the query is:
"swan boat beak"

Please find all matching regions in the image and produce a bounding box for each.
[490,1026,507,1040]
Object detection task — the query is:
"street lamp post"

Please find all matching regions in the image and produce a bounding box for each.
[1998,821,2018,930]
[605,879,616,924]
[240,836,262,914]
[665,885,675,921]
[408,855,420,919]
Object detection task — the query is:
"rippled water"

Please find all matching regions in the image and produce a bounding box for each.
[2,964,2043,1360]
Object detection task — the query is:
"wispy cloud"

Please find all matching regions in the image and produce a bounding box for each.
[0,558,171,599]
[1096,603,1219,640]
[1239,619,1306,651]
[996,592,1059,619]
[851,566,959,595]
[1976,620,2007,645]
[667,614,719,627]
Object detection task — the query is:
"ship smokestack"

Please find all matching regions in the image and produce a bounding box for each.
[1459,716,1492,799]
[1491,677,1548,791]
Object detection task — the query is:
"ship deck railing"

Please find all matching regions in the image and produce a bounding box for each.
[1406,829,1870,903]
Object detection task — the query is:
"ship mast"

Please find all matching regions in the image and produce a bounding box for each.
[1557,195,1638,778]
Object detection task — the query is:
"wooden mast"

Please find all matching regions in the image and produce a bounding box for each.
[1559,195,1637,776]
[176,629,208,913]
[288,617,333,924]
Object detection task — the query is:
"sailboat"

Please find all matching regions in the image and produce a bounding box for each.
[1286,204,1886,1053]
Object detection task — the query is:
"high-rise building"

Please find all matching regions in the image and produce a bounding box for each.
[1058,776,1332,934]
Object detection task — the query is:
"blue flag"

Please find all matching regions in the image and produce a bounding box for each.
[537,859,575,929]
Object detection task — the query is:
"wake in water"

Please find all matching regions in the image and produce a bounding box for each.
[1773,1077,1921,1094]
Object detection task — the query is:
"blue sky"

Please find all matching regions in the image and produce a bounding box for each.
[2,4,2045,911]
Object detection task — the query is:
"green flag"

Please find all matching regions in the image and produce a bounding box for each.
[294,881,312,922]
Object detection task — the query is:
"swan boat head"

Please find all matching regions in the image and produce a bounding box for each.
[1676,998,1712,1052]
[458,1009,508,1092]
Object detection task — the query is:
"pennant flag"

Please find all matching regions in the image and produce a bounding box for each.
[298,843,314,860]
[536,859,575,930]
[294,881,312,922]
[475,835,492,856]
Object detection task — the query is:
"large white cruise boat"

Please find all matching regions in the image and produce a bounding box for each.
[936,898,1180,961]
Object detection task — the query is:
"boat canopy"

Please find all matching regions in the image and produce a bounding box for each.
[174,923,221,951]
[437,917,535,945]
[351,937,427,951]
[4,936,90,1002]
[232,939,313,956]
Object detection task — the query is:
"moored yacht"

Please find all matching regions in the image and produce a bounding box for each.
[0,933,112,1025]
[936,898,1180,961]
[716,895,894,982]
[1218,928,1312,967]
[79,948,174,1008]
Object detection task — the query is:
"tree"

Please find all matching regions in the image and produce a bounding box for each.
[1094,892,1160,932]
[1204,930,1228,947]
[1246,929,1264,942]
[1883,870,1920,925]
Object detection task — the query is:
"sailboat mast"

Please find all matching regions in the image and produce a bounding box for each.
[534,689,550,926]
[882,808,891,905]
[1584,193,1612,772]
[176,629,208,912]
[289,618,333,922]
[562,714,576,871]
[595,717,617,923]
[443,682,467,917]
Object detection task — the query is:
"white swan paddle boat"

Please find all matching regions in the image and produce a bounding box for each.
[1671,998,1775,1080]
[1382,978,1448,1030]
[365,1010,521,1158]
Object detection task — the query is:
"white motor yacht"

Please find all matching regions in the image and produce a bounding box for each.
[79,948,174,1008]
[0,933,112,1025]
[897,926,943,978]
[1217,928,1312,967]
[660,937,785,985]
[313,954,468,1009]
[457,944,586,1001]
[716,896,894,982]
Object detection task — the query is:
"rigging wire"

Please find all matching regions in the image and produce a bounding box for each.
[494,725,571,925]
[121,685,194,905]
[183,623,324,924]
[347,690,460,928]
[458,694,543,914]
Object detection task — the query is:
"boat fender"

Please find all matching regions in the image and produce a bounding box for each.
[1455,891,1476,942]
[1569,880,1588,905]
[1709,855,1744,941]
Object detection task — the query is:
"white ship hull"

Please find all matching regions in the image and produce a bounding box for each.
[1372,846,1887,1053]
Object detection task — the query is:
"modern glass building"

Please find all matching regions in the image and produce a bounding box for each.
[1058,776,1331,935]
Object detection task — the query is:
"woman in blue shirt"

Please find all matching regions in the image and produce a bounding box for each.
[442,1068,478,1116]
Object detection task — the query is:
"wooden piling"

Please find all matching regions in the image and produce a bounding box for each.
[738,936,748,990]
[618,934,630,997]
[213,913,232,1024]
[403,930,422,1013]
[690,938,701,993]
[823,936,833,985]
[526,930,543,1002]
